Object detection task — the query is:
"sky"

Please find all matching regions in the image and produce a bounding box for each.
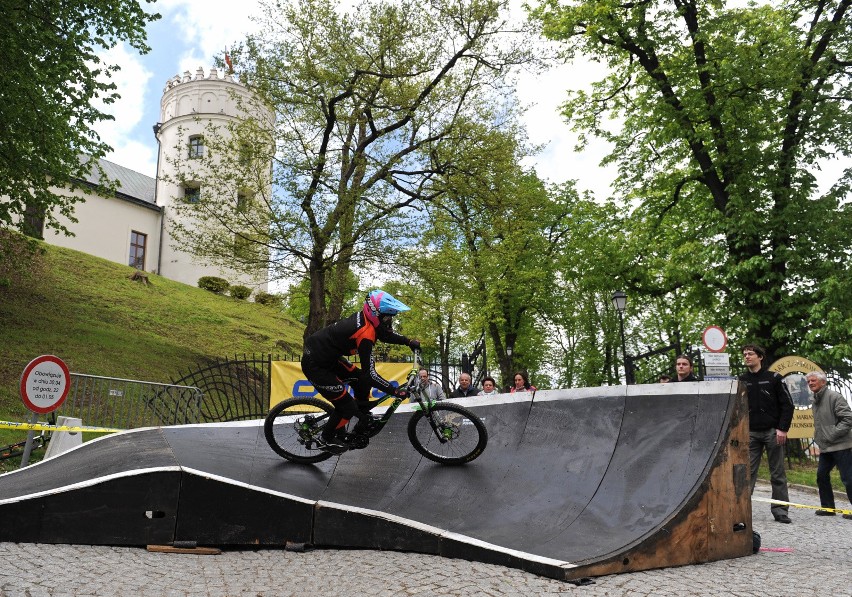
[95,0,617,199]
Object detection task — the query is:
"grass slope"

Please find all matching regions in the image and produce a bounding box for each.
[0,238,304,450]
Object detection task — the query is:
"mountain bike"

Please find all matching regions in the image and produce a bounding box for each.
[263,351,488,465]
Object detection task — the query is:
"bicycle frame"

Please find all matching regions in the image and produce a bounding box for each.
[339,350,447,443]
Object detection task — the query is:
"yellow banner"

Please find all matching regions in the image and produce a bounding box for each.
[270,361,412,408]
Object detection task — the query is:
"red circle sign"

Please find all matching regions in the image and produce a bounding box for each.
[20,355,71,414]
[702,326,728,353]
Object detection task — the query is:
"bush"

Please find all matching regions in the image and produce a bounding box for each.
[230,285,252,300]
[254,291,283,307]
[197,276,230,294]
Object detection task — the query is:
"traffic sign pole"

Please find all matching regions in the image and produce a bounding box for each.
[19,412,40,468]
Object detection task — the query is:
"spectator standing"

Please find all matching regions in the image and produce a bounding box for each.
[511,371,536,393]
[417,368,446,402]
[806,371,852,519]
[672,354,698,382]
[740,344,795,523]
[450,372,479,398]
[479,376,499,396]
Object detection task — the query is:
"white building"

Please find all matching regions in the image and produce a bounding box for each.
[32,67,272,293]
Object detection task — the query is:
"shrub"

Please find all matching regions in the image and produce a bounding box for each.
[230,285,252,300]
[254,291,283,307]
[197,276,230,294]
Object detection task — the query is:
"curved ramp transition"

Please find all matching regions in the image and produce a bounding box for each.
[0,381,752,580]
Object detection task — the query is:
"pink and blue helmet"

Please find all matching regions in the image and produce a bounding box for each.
[363,289,410,326]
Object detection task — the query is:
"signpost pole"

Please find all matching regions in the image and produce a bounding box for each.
[19,412,39,468]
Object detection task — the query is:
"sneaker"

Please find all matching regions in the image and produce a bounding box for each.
[773,514,792,524]
[315,435,348,454]
[815,509,836,516]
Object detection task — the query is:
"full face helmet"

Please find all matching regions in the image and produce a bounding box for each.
[363,289,410,326]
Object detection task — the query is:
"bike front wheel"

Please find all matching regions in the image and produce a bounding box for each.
[407,402,488,465]
[264,397,335,464]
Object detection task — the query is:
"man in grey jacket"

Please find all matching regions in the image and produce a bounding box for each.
[417,369,446,402]
[806,371,852,519]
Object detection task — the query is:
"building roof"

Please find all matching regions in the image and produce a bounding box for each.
[78,155,157,208]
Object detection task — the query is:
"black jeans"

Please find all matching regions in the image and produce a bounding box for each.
[816,447,852,509]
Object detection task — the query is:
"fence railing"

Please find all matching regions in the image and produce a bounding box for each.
[56,373,204,429]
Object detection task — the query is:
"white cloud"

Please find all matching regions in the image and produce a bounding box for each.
[160,0,263,69]
[515,59,617,198]
[93,43,158,176]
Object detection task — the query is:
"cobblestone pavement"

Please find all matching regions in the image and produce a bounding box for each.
[0,483,848,597]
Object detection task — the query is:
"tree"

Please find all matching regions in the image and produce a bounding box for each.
[424,120,575,387]
[539,193,630,387]
[170,0,533,340]
[0,1,159,238]
[532,0,852,365]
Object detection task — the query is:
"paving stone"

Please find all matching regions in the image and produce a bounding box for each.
[0,484,847,596]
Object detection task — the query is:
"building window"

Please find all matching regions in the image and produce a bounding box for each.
[236,192,249,212]
[184,186,201,203]
[234,234,252,259]
[238,143,249,166]
[129,231,146,270]
[188,135,204,159]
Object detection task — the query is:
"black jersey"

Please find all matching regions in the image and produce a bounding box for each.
[304,310,409,394]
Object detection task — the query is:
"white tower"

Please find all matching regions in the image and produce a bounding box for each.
[154,67,272,292]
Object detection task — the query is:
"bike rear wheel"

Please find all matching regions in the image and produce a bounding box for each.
[407,403,487,465]
[264,397,335,464]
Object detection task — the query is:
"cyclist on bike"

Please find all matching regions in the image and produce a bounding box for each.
[302,289,420,453]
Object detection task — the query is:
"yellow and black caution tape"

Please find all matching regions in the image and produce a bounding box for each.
[753,496,852,516]
[0,421,121,434]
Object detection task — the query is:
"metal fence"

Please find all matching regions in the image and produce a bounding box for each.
[170,354,275,422]
[56,373,203,429]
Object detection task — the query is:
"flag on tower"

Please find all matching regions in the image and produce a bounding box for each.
[225,49,234,74]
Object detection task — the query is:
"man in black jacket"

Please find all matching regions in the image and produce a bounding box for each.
[740,344,795,523]
[450,372,479,398]
[672,354,698,382]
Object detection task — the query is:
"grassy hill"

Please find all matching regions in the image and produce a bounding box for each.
[0,235,304,460]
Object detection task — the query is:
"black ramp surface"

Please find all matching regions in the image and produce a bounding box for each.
[0,428,181,545]
[0,381,749,580]
[552,387,704,561]
[452,389,625,548]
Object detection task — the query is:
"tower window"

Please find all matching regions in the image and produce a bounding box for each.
[129,231,147,270]
[184,186,201,203]
[188,135,204,158]
[237,192,249,212]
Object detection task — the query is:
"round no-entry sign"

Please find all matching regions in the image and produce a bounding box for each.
[20,355,71,414]
[702,326,728,353]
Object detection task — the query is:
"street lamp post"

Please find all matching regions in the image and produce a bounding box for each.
[610,291,635,385]
[506,343,514,387]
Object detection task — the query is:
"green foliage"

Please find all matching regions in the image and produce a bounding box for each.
[530,0,852,366]
[229,285,252,300]
[198,276,230,294]
[0,241,304,460]
[177,0,535,339]
[254,291,283,308]
[0,230,45,290]
[0,1,160,237]
[396,119,581,387]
